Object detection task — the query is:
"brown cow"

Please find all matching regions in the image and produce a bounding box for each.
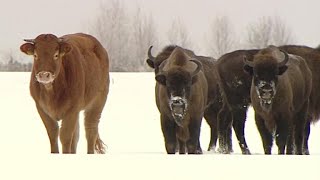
[20,33,109,154]
[243,46,312,154]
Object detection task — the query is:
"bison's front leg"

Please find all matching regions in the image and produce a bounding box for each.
[187,119,202,154]
[275,120,289,155]
[60,112,79,154]
[255,114,273,154]
[36,104,59,153]
[161,114,177,154]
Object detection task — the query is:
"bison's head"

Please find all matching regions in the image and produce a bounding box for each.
[20,34,72,86]
[155,60,202,126]
[243,46,289,112]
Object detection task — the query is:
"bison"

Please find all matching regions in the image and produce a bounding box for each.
[217,45,320,155]
[279,45,320,154]
[147,46,222,154]
[20,33,109,154]
[216,49,259,154]
[243,46,312,154]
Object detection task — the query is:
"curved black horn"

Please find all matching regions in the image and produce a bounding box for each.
[23,39,35,43]
[148,46,155,61]
[190,59,202,77]
[278,50,289,67]
[243,55,254,67]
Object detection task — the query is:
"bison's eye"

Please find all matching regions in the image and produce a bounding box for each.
[53,52,59,60]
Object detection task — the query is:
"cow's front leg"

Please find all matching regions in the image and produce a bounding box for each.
[36,104,59,153]
[60,112,79,154]
[187,118,202,154]
[161,114,177,154]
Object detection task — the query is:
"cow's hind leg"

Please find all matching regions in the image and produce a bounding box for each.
[204,107,218,152]
[233,107,251,154]
[71,120,80,153]
[84,95,107,154]
[303,120,311,155]
[293,102,308,155]
[217,106,233,154]
[36,104,59,153]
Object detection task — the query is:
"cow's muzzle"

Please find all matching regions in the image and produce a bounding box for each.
[256,86,275,112]
[36,71,55,84]
[169,96,187,127]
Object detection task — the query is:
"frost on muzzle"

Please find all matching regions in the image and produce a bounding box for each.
[169,96,188,127]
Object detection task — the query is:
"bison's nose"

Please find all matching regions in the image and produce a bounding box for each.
[36,71,55,84]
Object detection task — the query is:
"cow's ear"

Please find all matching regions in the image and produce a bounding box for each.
[243,65,253,76]
[60,42,72,55]
[146,59,155,69]
[278,65,288,75]
[20,43,34,55]
[155,74,166,86]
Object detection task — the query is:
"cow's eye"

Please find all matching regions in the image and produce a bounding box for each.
[53,53,59,60]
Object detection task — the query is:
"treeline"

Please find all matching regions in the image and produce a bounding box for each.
[0,0,295,72]
[89,0,294,72]
[0,60,32,72]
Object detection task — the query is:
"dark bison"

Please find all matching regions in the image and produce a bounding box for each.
[279,45,320,154]
[216,48,259,154]
[20,33,109,154]
[147,45,221,154]
[217,45,320,154]
[243,46,312,154]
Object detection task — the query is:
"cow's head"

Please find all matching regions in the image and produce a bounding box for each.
[20,34,72,86]
[243,46,289,112]
[146,45,178,74]
[155,59,202,126]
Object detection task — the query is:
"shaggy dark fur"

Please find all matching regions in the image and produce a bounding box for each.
[245,46,312,155]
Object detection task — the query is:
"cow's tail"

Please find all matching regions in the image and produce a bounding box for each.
[95,134,106,154]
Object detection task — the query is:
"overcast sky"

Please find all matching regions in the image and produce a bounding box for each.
[1,0,320,56]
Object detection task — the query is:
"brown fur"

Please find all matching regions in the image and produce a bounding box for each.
[20,33,109,154]
[246,46,312,154]
[215,49,259,154]
[147,45,224,153]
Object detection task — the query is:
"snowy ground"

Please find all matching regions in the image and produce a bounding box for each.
[0,72,319,179]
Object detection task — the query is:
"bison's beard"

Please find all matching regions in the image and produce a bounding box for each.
[169,96,187,127]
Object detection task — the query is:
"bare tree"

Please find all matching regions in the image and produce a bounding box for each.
[247,16,295,48]
[272,16,295,46]
[206,16,236,58]
[90,0,131,71]
[131,6,158,72]
[167,18,193,49]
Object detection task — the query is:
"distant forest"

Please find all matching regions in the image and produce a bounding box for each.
[0,1,295,72]
[0,60,32,72]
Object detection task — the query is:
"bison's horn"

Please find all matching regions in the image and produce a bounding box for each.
[148,46,155,62]
[190,59,202,77]
[243,55,254,67]
[278,50,289,67]
[23,39,35,43]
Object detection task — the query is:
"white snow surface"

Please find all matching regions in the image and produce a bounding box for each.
[0,72,319,180]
